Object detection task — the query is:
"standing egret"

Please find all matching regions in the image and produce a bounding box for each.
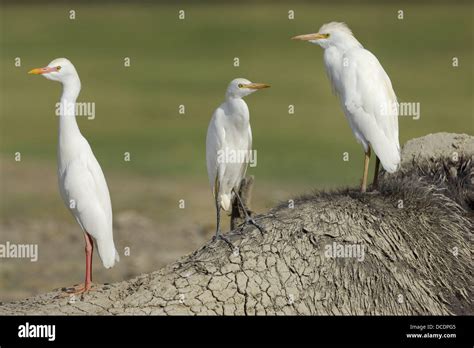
[29,58,119,294]
[206,78,270,245]
[292,22,400,192]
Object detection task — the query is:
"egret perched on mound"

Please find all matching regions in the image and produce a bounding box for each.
[29,58,119,294]
[206,78,270,245]
[292,22,400,192]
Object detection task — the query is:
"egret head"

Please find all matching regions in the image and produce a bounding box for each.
[226,78,270,99]
[28,58,78,83]
[292,22,361,50]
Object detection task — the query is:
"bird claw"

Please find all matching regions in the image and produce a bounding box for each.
[250,218,266,235]
[66,283,91,294]
[239,217,265,236]
[213,234,235,251]
[57,283,92,299]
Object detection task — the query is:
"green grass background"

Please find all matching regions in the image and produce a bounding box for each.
[1,1,473,219]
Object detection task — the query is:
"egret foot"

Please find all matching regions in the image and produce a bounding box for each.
[232,188,265,236]
[213,233,235,250]
[239,216,265,236]
[57,283,93,298]
[58,231,95,298]
[66,282,92,294]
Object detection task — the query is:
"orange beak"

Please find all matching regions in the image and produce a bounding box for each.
[242,83,271,90]
[28,66,56,75]
[291,33,329,41]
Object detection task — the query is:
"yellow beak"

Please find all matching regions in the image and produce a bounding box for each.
[243,83,271,90]
[291,33,328,41]
[28,66,55,75]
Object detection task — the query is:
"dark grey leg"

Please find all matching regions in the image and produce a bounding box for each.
[372,156,380,190]
[213,183,234,250]
[232,188,265,235]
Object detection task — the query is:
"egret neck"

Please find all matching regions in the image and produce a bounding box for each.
[58,75,82,141]
[57,75,83,166]
[224,97,249,131]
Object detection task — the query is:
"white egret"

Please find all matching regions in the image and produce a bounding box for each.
[29,58,119,294]
[206,78,270,244]
[292,22,400,192]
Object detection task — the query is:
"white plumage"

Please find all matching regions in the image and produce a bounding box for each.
[58,140,118,268]
[326,39,400,172]
[29,58,118,293]
[206,78,269,237]
[206,86,252,211]
[293,22,400,191]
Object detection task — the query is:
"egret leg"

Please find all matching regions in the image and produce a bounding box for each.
[372,156,380,190]
[215,200,221,238]
[232,188,265,235]
[85,232,93,287]
[65,232,93,294]
[212,178,234,250]
[361,147,371,193]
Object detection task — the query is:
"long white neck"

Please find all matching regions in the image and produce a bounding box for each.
[224,97,250,128]
[58,76,82,140]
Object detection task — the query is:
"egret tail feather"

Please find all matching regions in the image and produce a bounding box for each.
[96,237,119,269]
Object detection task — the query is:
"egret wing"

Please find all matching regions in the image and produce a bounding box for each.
[341,48,400,172]
[60,146,112,240]
[238,125,252,183]
[206,107,226,192]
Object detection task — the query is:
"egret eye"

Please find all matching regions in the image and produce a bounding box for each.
[56,66,62,71]
[238,83,243,88]
[324,33,330,38]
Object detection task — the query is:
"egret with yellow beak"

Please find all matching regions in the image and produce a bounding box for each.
[29,58,119,294]
[292,22,400,192]
[206,78,270,245]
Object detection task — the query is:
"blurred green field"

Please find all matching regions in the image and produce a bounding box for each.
[1,1,473,219]
[0,1,473,300]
